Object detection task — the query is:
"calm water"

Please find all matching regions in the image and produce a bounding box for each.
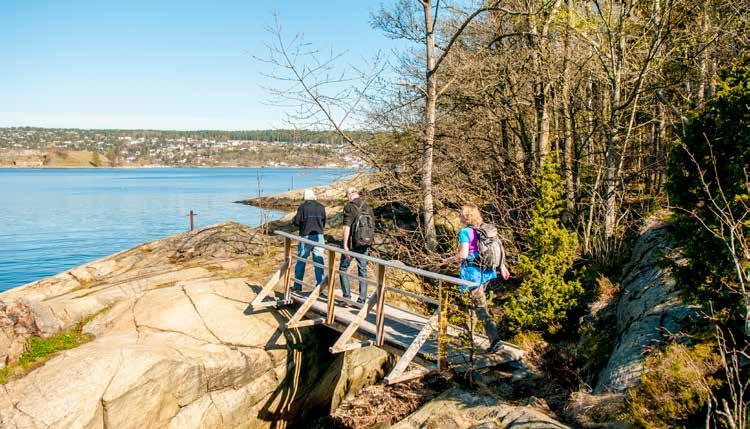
[0,168,352,292]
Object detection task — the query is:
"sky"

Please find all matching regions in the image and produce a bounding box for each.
[1,1,403,130]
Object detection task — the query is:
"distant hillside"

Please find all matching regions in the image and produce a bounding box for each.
[0,149,114,168]
[0,127,365,168]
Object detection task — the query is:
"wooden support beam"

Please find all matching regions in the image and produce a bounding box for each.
[375,264,387,346]
[437,281,448,371]
[385,312,438,382]
[326,249,337,325]
[249,259,289,311]
[329,292,379,353]
[282,237,293,302]
[286,317,326,329]
[332,339,374,353]
[285,279,325,329]
[384,366,435,385]
[250,298,293,310]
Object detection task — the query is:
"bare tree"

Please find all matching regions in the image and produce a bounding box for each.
[372,0,527,251]
[258,15,384,167]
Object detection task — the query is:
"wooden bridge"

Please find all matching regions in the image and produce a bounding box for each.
[248,231,523,385]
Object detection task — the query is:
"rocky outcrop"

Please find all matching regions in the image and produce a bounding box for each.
[391,387,569,429]
[238,174,372,212]
[0,222,390,428]
[595,219,699,393]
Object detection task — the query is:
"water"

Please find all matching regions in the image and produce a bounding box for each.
[0,168,352,292]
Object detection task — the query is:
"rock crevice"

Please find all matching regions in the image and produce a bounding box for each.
[595,221,699,393]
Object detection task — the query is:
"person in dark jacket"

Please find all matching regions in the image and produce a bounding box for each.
[292,189,326,291]
[339,186,374,303]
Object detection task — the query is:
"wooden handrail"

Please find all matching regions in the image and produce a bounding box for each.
[246,231,522,386]
[275,230,474,288]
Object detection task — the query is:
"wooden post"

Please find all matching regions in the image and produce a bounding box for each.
[326,249,337,324]
[375,264,387,346]
[437,280,448,371]
[188,210,196,231]
[282,237,293,301]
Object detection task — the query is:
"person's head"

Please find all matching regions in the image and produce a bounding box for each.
[303,189,316,201]
[460,204,483,227]
[345,186,359,202]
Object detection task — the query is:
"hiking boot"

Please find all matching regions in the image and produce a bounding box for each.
[356,298,366,305]
[291,285,302,293]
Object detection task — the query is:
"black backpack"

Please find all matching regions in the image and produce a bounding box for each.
[473,223,506,271]
[351,200,375,248]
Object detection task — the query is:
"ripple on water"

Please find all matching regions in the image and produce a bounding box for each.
[0,167,353,292]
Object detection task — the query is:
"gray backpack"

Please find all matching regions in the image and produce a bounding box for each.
[473,224,506,271]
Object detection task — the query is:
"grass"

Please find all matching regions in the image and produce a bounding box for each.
[0,306,110,384]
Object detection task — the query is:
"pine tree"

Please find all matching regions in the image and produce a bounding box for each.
[503,157,583,334]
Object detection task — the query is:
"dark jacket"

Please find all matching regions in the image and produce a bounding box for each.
[342,197,373,246]
[292,200,326,236]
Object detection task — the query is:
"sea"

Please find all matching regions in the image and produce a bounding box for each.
[0,167,353,292]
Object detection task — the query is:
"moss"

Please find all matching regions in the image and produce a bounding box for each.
[0,306,110,385]
[625,343,722,428]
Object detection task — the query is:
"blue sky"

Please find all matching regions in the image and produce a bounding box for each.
[1,1,402,130]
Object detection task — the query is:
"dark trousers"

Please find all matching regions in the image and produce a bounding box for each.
[339,246,369,299]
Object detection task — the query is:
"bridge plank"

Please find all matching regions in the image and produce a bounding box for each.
[289,290,523,368]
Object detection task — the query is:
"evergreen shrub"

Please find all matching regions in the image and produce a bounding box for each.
[503,158,583,334]
[666,55,750,327]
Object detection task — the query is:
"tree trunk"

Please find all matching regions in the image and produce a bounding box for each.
[422,0,438,251]
[528,12,548,170]
[698,2,710,107]
[535,84,550,170]
[561,0,575,215]
[603,22,624,247]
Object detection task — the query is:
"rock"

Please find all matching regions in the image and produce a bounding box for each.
[239,174,374,211]
[0,300,42,369]
[391,387,569,429]
[595,220,699,393]
[0,222,391,428]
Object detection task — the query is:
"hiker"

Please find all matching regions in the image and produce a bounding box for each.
[291,189,326,292]
[443,204,508,352]
[339,186,375,304]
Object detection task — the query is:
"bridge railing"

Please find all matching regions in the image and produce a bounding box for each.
[249,230,484,384]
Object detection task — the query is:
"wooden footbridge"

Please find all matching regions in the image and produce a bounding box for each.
[248,231,523,385]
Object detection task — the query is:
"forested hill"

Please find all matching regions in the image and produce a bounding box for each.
[0,127,369,167]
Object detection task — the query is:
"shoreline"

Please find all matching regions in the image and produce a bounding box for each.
[237,172,368,211]
[0,164,357,170]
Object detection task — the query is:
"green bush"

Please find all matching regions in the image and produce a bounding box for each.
[666,55,750,328]
[503,158,583,334]
[627,343,722,428]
